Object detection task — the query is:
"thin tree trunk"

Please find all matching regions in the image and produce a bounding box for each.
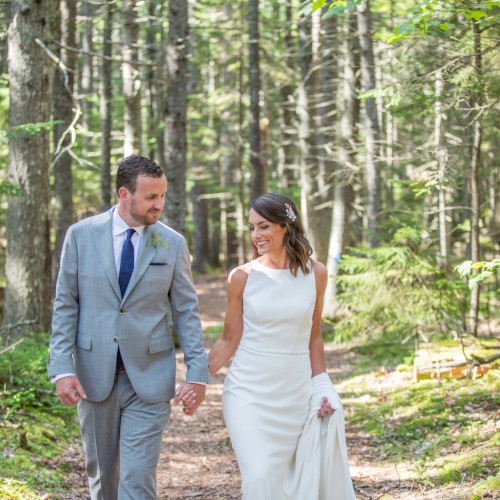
[4,0,56,334]
[0,2,10,74]
[52,0,77,286]
[145,0,165,162]
[80,0,93,151]
[279,0,296,188]
[248,0,265,199]
[357,0,381,247]
[164,0,189,232]
[469,16,482,337]
[122,0,142,156]
[435,68,448,266]
[192,181,209,273]
[100,0,113,211]
[324,12,360,318]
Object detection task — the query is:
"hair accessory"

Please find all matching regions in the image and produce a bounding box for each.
[284,203,297,222]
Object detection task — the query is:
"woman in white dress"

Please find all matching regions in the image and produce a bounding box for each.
[208,193,356,500]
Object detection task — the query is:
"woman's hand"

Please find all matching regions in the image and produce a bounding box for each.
[317,396,335,418]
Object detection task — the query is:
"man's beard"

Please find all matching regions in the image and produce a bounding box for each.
[129,206,161,226]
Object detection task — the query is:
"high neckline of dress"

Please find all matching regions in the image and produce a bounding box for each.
[253,260,290,272]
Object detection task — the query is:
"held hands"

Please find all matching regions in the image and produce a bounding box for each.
[56,375,87,406]
[174,382,206,416]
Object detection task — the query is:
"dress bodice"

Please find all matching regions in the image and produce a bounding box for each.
[239,260,316,354]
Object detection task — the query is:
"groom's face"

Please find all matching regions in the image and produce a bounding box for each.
[119,174,167,227]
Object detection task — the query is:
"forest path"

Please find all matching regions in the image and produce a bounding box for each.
[61,275,488,499]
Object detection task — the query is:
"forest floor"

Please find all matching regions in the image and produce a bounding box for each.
[56,274,498,500]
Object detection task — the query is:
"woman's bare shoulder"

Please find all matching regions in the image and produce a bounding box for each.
[311,259,327,289]
[227,261,254,293]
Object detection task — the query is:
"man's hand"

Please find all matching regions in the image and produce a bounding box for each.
[56,375,87,406]
[174,382,206,416]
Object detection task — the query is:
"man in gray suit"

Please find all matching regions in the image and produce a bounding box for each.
[48,155,209,499]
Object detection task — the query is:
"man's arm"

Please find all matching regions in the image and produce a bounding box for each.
[48,227,87,405]
[169,238,209,415]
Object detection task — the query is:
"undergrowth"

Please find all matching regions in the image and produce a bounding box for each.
[0,333,81,499]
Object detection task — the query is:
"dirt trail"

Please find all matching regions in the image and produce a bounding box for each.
[60,275,492,499]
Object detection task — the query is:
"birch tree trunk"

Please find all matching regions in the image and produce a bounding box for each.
[52,0,76,284]
[4,0,57,334]
[122,0,142,156]
[164,0,189,232]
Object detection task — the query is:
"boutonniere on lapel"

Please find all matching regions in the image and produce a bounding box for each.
[147,230,169,250]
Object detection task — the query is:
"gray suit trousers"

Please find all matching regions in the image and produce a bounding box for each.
[77,371,170,500]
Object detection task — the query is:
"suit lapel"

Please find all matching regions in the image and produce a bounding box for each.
[90,208,122,300]
[121,224,157,302]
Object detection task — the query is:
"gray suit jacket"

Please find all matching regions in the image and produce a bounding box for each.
[48,207,209,403]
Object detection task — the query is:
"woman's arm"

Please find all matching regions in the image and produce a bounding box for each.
[309,260,335,417]
[309,260,328,377]
[208,264,250,377]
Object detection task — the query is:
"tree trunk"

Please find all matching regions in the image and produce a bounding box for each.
[0,2,10,75]
[192,182,209,273]
[79,0,93,151]
[297,9,325,259]
[100,0,113,211]
[434,68,449,267]
[279,0,296,188]
[312,5,338,263]
[122,0,142,156]
[220,4,240,270]
[146,0,165,163]
[4,0,56,335]
[469,17,482,337]
[52,0,77,286]
[324,12,360,318]
[164,0,189,233]
[248,0,265,199]
[357,0,381,247]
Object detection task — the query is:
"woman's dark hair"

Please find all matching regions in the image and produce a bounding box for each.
[250,193,313,276]
[116,155,164,194]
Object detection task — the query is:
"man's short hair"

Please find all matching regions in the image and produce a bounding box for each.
[116,155,164,194]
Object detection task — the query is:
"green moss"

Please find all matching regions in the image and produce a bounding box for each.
[0,332,81,497]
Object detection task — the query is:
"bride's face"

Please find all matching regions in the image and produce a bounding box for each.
[248,208,286,256]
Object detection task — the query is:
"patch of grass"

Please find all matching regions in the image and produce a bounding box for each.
[0,332,81,498]
[341,338,500,496]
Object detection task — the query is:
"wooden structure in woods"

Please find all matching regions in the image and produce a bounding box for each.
[414,337,499,381]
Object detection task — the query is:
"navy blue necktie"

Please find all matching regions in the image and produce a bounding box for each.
[117,228,135,370]
[119,228,136,297]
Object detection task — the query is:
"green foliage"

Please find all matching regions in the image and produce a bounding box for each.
[8,120,63,138]
[331,227,467,342]
[0,333,81,497]
[455,259,500,290]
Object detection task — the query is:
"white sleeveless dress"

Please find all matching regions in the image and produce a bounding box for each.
[222,260,356,499]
